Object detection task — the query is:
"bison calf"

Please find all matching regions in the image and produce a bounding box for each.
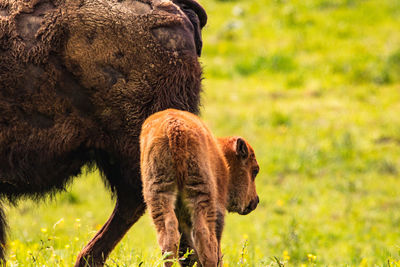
[140,109,260,267]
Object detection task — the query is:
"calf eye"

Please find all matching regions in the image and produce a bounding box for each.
[252,168,259,180]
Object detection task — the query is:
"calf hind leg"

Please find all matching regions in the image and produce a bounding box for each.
[145,187,180,267]
[185,178,219,267]
[191,204,219,267]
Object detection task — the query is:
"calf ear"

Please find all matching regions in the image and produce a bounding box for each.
[235,138,249,159]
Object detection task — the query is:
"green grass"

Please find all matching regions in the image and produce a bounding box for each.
[4,0,400,265]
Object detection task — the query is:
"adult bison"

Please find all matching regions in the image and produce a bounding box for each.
[0,0,207,265]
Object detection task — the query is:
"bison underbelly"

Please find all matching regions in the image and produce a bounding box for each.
[0,144,90,200]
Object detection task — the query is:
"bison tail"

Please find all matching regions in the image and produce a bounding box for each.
[167,120,189,190]
[0,203,6,264]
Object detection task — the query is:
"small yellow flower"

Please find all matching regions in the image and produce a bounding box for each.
[276,199,284,207]
[300,264,307,267]
[65,244,70,249]
[283,250,290,261]
[360,258,368,267]
[278,125,288,134]
[10,254,16,261]
[307,253,317,262]
[75,218,81,222]
[40,228,47,233]
[75,237,80,241]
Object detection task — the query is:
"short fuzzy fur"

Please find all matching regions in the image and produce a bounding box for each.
[140,109,260,267]
[0,0,207,265]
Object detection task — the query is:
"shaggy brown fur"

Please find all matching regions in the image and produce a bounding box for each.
[140,109,260,267]
[0,0,207,265]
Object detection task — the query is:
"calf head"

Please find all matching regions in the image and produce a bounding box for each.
[219,137,260,215]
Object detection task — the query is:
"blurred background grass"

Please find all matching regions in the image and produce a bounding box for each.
[5,0,400,265]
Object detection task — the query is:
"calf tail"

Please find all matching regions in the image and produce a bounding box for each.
[167,120,189,190]
[0,203,6,264]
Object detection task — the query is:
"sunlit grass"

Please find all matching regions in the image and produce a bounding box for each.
[3,0,400,265]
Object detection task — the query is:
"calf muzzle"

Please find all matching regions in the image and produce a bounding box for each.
[239,196,259,215]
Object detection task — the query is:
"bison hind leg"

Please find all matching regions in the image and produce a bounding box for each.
[0,203,6,264]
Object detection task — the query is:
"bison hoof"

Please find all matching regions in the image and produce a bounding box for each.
[74,252,105,267]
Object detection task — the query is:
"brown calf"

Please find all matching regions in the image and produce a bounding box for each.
[140,109,260,267]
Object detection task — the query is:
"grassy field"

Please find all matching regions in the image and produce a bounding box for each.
[4,0,400,265]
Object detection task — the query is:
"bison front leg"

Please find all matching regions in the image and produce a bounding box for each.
[0,203,6,266]
[75,186,145,267]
